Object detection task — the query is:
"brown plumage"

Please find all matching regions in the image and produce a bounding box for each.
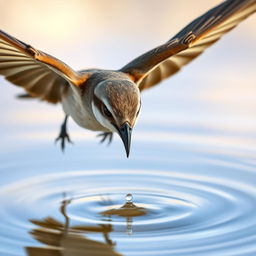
[121,0,256,90]
[104,81,140,127]
[0,0,255,156]
[0,30,88,103]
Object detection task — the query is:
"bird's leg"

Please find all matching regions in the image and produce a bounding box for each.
[97,132,113,145]
[55,115,73,151]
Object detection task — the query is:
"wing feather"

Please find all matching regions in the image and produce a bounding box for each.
[120,0,256,91]
[0,31,88,103]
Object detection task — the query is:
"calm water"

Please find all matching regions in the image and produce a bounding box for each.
[1,79,256,255]
[1,2,256,254]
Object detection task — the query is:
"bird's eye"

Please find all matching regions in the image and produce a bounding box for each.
[103,105,113,118]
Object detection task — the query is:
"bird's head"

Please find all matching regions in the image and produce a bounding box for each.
[92,80,141,157]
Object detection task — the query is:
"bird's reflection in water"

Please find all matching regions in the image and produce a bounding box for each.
[25,195,122,256]
[25,193,147,256]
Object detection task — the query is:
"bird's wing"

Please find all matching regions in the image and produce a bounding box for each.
[120,0,256,91]
[0,30,89,103]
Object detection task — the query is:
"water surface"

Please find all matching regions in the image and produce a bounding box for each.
[0,124,256,255]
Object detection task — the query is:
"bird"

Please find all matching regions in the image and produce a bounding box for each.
[0,0,255,157]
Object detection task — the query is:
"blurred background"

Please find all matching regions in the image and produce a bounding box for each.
[1,1,256,255]
[0,0,255,178]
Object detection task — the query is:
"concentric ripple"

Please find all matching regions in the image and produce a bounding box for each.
[0,158,256,256]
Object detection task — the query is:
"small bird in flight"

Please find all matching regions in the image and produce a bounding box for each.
[0,0,255,157]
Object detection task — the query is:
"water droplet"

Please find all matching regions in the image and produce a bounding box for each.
[126,193,133,203]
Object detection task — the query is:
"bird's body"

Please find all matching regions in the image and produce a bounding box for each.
[62,69,136,132]
[0,0,255,157]
[62,69,107,132]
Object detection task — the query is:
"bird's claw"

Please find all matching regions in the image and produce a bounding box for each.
[55,129,73,152]
[97,132,113,145]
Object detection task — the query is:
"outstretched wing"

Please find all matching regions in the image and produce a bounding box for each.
[120,0,256,91]
[0,30,88,103]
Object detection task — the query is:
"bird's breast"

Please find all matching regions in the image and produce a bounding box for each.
[61,89,108,132]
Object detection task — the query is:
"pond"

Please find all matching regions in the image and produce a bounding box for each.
[1,69,256,255]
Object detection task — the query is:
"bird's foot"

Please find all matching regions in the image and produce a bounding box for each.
[55,127,73,152]
[97,132,113,145]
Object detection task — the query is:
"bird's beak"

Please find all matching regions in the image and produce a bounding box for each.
[117,122,132,158]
